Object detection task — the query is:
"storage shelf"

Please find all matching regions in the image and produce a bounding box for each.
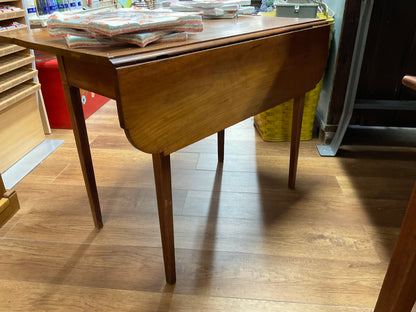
[0,82,40,112]
[29,5,115,26]
[0,67,37,93]
[0,42,25,57]
[0,9,25,22]
[0,24,28,35]
[0,52,34,75]
[0,0,48,177]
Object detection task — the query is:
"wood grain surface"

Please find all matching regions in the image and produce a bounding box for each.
[117,25,329,154]
[0,100,415,311]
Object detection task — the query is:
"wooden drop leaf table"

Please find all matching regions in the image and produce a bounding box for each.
[0,16,330,284]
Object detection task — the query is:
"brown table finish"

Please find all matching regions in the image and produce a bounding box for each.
[373,76,416,312]
[0,16,330,284]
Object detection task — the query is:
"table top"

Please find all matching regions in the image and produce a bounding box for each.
[0,16,327,65]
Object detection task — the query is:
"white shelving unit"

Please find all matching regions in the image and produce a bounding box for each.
[0,0,46,173]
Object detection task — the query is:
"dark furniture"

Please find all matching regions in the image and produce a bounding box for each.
[374,77,416,312]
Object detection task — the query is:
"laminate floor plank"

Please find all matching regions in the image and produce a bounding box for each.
[13,184,188,218]
[0,238,384,307]
[336,176,415,201]
[197,153,416,178]
[0,280,371,312]
[181,189,408,227]
[0,239,167,292]
[4,211,381,263]
[174,248,384,307]
[28,157,341,194]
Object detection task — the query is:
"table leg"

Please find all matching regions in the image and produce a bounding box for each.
[217,130,225,163]
[57,56,103,229]
[288,94,305,189]
[152,153,176,284]
[374,182,416,312]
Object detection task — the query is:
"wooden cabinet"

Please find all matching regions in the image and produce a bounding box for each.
[0,0,45,173]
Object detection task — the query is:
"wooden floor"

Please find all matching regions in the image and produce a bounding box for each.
[1,100,416,311]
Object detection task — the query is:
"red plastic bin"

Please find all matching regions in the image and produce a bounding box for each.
[36,56,109,129]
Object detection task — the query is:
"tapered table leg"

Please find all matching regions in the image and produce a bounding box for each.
[217,130,225,163]
[57,56,103,229]
[374,182,416,312]
[288,94,305,189]
[152,153,176,284]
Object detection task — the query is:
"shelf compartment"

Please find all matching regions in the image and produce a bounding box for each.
[0,42,25,57]
[0,51,34,75]
[0,24,28,35]
[0,81,40,112]
[0,10,25,22]
[0,67,37,93]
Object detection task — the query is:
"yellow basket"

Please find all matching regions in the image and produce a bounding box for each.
[254,80,323,141]
[254,13,334,142]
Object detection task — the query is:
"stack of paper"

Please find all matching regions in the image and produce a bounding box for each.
[47,8,203,48]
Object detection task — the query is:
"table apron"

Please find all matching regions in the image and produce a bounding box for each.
[61,57,118,100]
